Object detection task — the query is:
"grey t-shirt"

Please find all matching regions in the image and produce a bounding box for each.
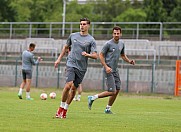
[101,39,125,72]
[22,50,39,70]
[66,32,97,71]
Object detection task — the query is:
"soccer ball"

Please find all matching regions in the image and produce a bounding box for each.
[40,93,47,100]
[49,92,56,99]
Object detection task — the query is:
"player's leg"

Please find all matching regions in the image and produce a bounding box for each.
[18,70,26,99]
[61,69,85,118]
[18,79,26,99]
[105,89,119,114]
[88,72,116,110]
[105,72,121,114]
[55,81,73,118]
[62,81,73,102]
[77,84,82,101]
[73,87,77,101]
[55,66,75,118]
[67,84,77,104]
[107,89,120,106]
[25,70,33,100]
[26,79,33,100]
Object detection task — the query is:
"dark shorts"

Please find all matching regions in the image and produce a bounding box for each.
[104,71,121,92]
[22,69,32,79]
[65,66,86,88]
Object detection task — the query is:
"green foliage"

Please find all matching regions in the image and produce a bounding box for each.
[113,8,147,22]
[0,0,16,22]
[43,0,63,22]
[0,0,180,37]
[144,0,167,22]
[10,0,33,22]
[0,0,180,23]
[0,87,181,132]
[10,0,63,22]
[170,5,181,22]
[92,0,130,22]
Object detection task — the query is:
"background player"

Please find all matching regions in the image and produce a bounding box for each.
[18,43,42,100]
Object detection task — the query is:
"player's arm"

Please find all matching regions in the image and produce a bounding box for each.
[99,52,112,73]
[30,55,42,65]
[54,45,69,68]
[121,54,135,65]
[82,51,98,59]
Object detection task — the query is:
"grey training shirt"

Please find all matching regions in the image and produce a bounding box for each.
[22,50,39,70]
[66,32,97,71]
[101,38,125,72]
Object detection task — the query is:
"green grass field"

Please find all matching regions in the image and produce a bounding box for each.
[0,87,181,132]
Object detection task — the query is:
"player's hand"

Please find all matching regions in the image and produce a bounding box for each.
[38,57,43,61]
[130,60,135,65]
[105,66,112,74]
[54,60,60,68]
[82,51,89,57]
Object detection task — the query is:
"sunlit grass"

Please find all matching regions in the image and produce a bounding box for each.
[0,87,181,132]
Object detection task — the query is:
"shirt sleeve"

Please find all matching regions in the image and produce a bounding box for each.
[90,39,97,53]
[101,42,109,55]
[121,43,125,55]
[66,33,72,47]
[30,55,39,65]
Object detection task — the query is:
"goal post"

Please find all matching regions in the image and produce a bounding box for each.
[175,60,181,96]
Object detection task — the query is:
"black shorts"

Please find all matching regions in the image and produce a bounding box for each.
[104,71,121,92]
[65,66,86,88]
[22,69,32,79]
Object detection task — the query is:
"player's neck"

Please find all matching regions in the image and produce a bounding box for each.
[80,31,88,36]
[113,38,119,43]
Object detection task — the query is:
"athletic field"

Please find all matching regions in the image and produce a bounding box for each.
[0,87,181,132]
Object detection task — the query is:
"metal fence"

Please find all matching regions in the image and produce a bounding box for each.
[0,38,179,94]
[0,22,180,41]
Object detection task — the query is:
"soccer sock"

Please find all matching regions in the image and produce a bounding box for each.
[77,94,81,99]
[64,103,69,110]
[18,88,23,95]
[106,105,111,110]
[60,102,65,108]
[92,94,98,100]
[26,92,30,98]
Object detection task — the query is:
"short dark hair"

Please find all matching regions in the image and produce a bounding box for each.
[80,18,90,24]
[113,26,122,33]
[29,43,36,48]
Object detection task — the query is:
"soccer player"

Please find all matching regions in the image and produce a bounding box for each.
[66,46,83,102]
[88,26,135,114]
[18,43,42,100]
[54,18,98,119]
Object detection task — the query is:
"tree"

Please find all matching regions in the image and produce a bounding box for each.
[10,0,32,22]
[167,0,181,22]
[0,0,16,22]
[113,8,146,22]
[144,0,167,22]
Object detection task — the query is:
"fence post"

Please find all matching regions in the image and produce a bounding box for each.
[14,58,18,87]
[102,68,105,90]
[4,42,7,60]
[160,22,163,41]
[151,63,155,93]
[57,64,60,89]
[36,64,39,88]
[126,67,129,93]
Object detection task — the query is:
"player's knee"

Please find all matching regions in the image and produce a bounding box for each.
[71,86,76,91]
[112,91,117,95]
[65,82,73,90]
[107,91,116,96]
[116,90,120,95]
